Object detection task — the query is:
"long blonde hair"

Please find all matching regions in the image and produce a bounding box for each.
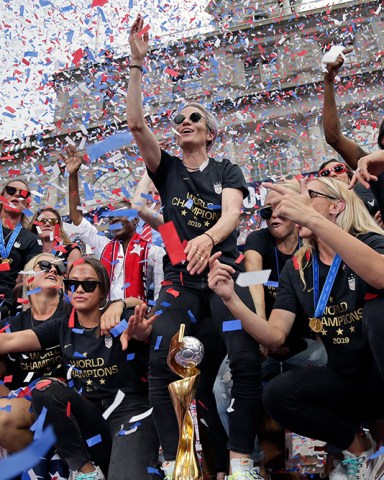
[296,177,384,287]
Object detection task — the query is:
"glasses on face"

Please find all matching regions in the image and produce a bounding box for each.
[4,185,31,199]
[308,189,337,201]
[173,111,203,125]
[318,163,347,177]
[38,217,59,226]
[64,279,101,293]
[35,260,66,276]
[258,206,273,220]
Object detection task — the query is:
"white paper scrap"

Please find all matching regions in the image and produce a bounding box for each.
[102,390,125,420]
[129,407,153,423]
[236,269,271,287]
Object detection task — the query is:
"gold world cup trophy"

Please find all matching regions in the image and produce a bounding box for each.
[167,324,205,480]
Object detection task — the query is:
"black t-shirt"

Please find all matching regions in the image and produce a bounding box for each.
[34,308,149,400]
[354,183,379,216]
[244,228,309,359]
[0,226,42,307]
[0,301,66,390]
[273,232,384,375]
[148,150,249,280]
[369,174,384,220]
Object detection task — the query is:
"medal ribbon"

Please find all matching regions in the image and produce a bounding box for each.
[312,252,342,319]
[0,223,22,259]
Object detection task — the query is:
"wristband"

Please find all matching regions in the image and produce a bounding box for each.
[129,65,143,73]
[203,232,215,247]
[108,299,125,307]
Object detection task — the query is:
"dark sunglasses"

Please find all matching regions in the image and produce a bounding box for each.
[173,111,203,125]
[318,163,347,177]
[5,185,31,199]
[38,218,59,226]
[308,189,337,201]
[258,206,273,220]
[64,279,101,293]
[36,260,66,276]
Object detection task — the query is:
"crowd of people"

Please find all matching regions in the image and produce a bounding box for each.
[1,12,384,480]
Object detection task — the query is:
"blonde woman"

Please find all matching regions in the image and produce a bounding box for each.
[208,178,384,479]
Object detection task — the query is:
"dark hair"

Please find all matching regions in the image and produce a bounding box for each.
[378,119,384,150]
[317,159,354,180]
[0,178,31,228]
[67,258,110,304]
[29,207,71,244]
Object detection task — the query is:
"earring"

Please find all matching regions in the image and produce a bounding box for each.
[99,298,108,311]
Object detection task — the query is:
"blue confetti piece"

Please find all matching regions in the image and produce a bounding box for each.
[71,328,84,335]
[22,208,33,217]
[0,425,56,480]
[109,222,123,231]
[147,467,162,476]
[147,300,156,307]
[0,405,11,412]
[86,434,102,447]
[66,29,74,42]
[101,209,138,219]
[264,281,279,288]
[86,132,133,162]
[121,282,131,290]
[188,310,197,324]
[128,0,133,9]
[222,319,242,332]
[369,445,384,460]
[161,301,171,307]
[110,319,128,337]
[30,407,47,440]
[24,51,38,58]
[73,352,86,358]
[154,336,162,350]
[127,353,135,361]
[207,204,222,210]
[185,199,193,209]
[27,288,42,296]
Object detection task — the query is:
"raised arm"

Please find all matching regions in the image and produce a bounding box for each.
[126,14,161,173]
[323,49,368,168]
[132,172,164,230]
[244,249,267,319]
[208,253,294,349]
[0,330,41,355]
[62,145,84,226]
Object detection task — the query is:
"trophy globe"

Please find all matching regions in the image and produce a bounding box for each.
[174,336,204,369]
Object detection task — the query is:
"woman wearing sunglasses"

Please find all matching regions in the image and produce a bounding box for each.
[0,256,159,480]
[127,13,263,480]
[0,179,42,318]
[318,159,379,217]
[0,253,69,477]
[208,177,384,479]
[29,207,82,269]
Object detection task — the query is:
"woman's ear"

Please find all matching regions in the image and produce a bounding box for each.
[331,199,346,216]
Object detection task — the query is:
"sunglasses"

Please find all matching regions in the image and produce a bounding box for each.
[64,279,101,293]
[173,111,203,125]
[258,206,273,220]
[38,218,59,226]
[4,185,31,199]
[318,163,347,177]
[35,260,66,276]
[308,189,337,201]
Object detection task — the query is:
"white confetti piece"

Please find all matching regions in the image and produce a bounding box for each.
[236,270,271,287]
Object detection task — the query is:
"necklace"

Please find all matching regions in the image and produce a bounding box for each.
[182,158,209,172]
[78,319,99,331]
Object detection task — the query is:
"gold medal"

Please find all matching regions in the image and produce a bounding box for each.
[309,317,323,333]
[0,258,11,264]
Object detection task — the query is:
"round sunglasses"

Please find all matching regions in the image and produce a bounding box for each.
[258,206,273,220]
[64,279,101,293]
[35,260,66,276]
[38,217,59,226]
[173,111,203,125]
[318,163,347,177]
[4,185,31,199]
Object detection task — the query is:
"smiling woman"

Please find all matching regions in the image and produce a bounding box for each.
[0,178,42,317]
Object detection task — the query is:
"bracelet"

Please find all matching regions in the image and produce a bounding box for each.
[203,232,215,247]
[108,299,125,307]
[129,65,143,73]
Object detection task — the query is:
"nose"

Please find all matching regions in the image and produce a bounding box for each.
[329,171,338,178]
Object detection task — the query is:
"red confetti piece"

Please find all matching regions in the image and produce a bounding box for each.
[5,106,16,114]
[137,24,150,38]
[8,169,21,175]
[165,67,180,78]
[68,307,76,328]
[72,258,85,267]
[158,221,187,265]
[0,263,11,272]
[3,375,12,383]
[66,401,71,417]
[166,288,180,298]
[35,379,52,390]
[16,298,29,304]
[72,48,84,66]
[0,323,11,333]
[91,0,108,6]
[235,254,244,264]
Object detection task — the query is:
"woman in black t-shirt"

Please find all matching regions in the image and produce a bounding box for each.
[0,253,66,467]
[0,257,159,480]
[126,14,263,479]
[208,178,384,479]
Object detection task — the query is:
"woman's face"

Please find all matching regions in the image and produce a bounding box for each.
[29,255,65,293]
[318,161,350,185]
[265,191,297,240]
[66,263,102,313]
[174,106,213,152]
[2,181,31,214]
[37,210,60,241]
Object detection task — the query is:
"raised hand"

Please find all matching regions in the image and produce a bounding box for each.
[324,47,353,82]
[129,14,149,64]
[120,304,158,350]
[62,145,82,176]
[208,252,235,302]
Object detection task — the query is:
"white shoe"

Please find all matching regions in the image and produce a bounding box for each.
[75,465,105,480]
[341,445,374,479]
[225,459,265,479]
[162,460,175,480]
[371,452,384,479]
